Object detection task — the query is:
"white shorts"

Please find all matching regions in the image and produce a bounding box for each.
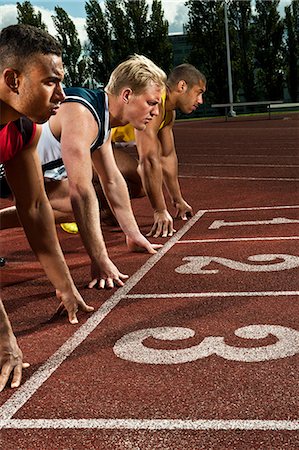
[44,165,67,181]
[113,140,136,148]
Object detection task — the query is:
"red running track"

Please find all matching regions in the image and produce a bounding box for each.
[0,113,298,449]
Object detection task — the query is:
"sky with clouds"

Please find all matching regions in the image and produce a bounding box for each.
[0,0,188,40]
[0,0,291,43]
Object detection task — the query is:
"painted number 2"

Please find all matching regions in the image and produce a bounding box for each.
[113,325,299,364]
[175,254,299,274]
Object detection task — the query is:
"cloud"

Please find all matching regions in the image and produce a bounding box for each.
[169,3,188,34]
[0,4,88,43]
[0,4,17,29]
[36,6,88,42]
[146,0,185,33]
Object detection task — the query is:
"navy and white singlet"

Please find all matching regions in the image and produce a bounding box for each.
[38,87,110,179]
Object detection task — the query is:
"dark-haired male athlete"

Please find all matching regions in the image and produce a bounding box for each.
[0,24,93,392]
[111,64,206,237]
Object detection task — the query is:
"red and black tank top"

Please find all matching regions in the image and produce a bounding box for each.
[0,117,36,164]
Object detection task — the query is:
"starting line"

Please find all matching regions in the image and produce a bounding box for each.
[0,418,298,431]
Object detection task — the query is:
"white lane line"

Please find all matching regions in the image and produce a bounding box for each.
[209,217,299,229]
[201,205,299,213]
[0,209,206,423]
[0,418,298,431]
[177,237,299,244]
[125,291,299,299]
[180,163,299,168]
[179,176,299,182]
[179,154,299,158]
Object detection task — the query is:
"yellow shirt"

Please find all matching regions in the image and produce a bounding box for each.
[111,89,173,143]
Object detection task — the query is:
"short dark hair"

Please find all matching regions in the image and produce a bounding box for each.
[0,24,62,71]
[167,64,206,90]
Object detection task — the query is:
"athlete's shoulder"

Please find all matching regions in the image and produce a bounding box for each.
[64,87,104,101]
[64,86,92,96]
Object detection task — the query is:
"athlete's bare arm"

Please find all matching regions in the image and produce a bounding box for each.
[4,128,93,323]
[159,114,193,220]
[56,102,130,289]
[92,135,162,254]
[135,109,175,238]
[0,299,29,392]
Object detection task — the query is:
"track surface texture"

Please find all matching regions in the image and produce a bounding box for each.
[0,113,298,449]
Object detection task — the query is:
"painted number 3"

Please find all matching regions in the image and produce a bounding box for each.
[113,325,299,364]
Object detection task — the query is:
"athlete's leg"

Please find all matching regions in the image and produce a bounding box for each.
[113,145,145,199]
[92,145,146,227]
[0,179,74,229]
[0,205,20,229]
[45,179,75,223]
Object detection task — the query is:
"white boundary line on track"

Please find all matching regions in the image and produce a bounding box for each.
[200,205,299,212]
[180,176,299,182]
[179,154,299,158]
[177,236,299,243]
[0,418,298,431]
[1,205,298,431]
[125,291,299,299]
[180,163,299,168]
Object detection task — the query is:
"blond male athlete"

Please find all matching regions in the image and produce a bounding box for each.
[0,55,166,289]
[111,64,206,238]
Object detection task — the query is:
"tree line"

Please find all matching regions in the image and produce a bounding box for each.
[16,0,299,103]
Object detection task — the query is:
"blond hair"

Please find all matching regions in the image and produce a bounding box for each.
[106,54,166,96]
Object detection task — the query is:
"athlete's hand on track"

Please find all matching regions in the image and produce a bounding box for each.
[146,210,176,238]
[174,200,193,220]
[0,332,29,392]
[88,258,129,290]
[55,287,94,324]
[126,235,163,254]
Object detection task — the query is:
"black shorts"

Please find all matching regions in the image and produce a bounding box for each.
[0,164,12,198]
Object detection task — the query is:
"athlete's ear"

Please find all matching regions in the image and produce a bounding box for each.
[177,80,187,93]
[3,68,20,93]
[122,88,133,104]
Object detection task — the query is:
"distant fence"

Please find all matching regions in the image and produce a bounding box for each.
[211,101,299,120]
[268,102,299,115]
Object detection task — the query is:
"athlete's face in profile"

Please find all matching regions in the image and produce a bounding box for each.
[125,83,162,131]
[178,80,206,114]
[16,53,65,123]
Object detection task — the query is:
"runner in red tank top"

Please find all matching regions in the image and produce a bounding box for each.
[0,24,93,393]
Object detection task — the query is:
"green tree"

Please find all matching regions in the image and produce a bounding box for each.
[104,0,171,73]
[52,6,83,86]
[105,0,131,67]
[284,0,299,101]
[85,0,112,85]
[123,0,149,54]
[186,0,228,104]
[16,0,47,30]
[147,0,172,73]
[228,0,255,101]
[253,0,284,100]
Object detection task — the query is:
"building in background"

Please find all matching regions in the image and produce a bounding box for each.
[169,29,191,67]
